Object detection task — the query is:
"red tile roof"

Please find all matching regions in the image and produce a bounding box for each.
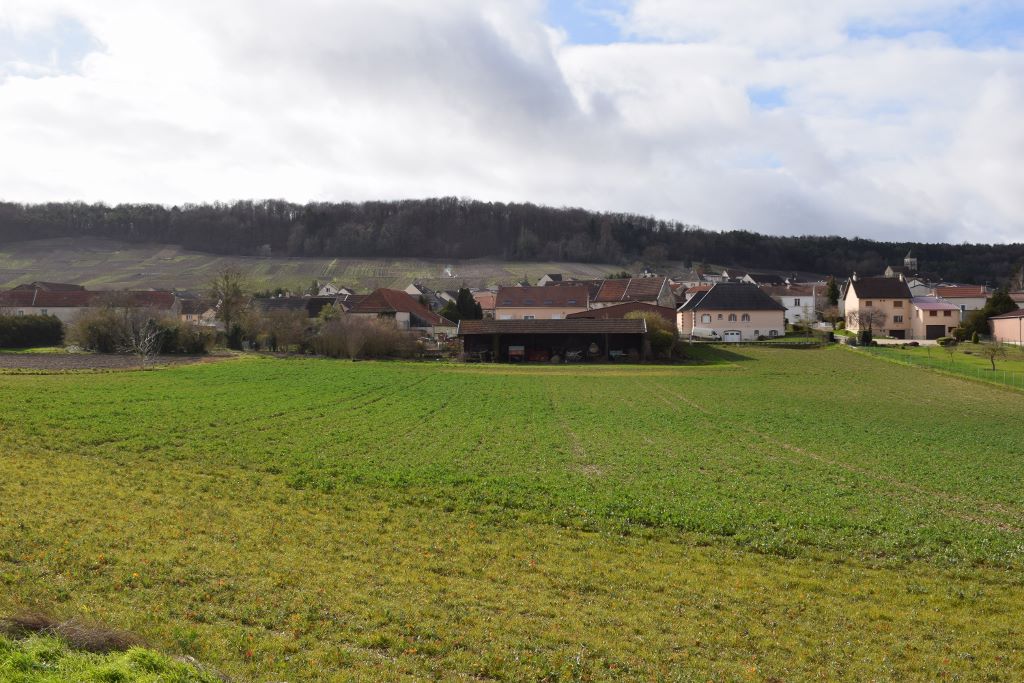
[593,278,668,303]
[496,285,588,308]
[472,291,496,310]
[911,296,959,311]
[349,289,454,327]
[933,285,990,299]
[0,289,176,310]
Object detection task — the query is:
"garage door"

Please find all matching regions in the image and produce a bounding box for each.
[723,330,742,342]
[926,325,945,340]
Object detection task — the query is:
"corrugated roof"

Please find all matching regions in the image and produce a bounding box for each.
[496,285,588,308]
[678,282,786,312]
[457,319,647,335]
[594,277,668,303]
[911,296,959,311]
[849,277,912,299]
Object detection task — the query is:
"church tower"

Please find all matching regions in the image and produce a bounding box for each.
[904,250,918,273]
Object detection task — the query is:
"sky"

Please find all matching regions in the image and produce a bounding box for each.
[0,1,1022,243]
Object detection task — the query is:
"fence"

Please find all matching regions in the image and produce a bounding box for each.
[858,346,1024,390]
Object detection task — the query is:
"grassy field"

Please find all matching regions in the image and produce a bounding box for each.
[859,342,1024,390]
[0,237,622,292]
[3,348,1024,680]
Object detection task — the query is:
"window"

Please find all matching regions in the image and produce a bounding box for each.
[523,315,535,320]
[550,314,562,319]
[701,314,711,324]
[567,299,577,305]
[741,313,750,322]
[728,314,737,322]
[499,314,512,320]
[893,315,903,323]
[543,300,553,305]
[40,309,48,315]
[524,299,535,305]
[16,310,24,316]
[864,300,873,307]
[943,310,952,317]
[501,300,512,306]
[794,298,801,306]
[717,314,723,320]
[893,300,903,308]
[754,330,760,335]
[929,310,937,317]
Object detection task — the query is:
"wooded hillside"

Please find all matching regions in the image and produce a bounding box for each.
[1,199,1020,284]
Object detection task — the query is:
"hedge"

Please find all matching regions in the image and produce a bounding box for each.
[0,315,64,348]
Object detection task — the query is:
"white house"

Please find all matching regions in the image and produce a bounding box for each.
[760,283,819,324]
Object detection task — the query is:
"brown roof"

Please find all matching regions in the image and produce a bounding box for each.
[349,289,454,327]
[848,277,912,299]
[933,285,990,299]
[472,291,496,310]
[679,283,787,312]
[11,281,86,292]
[545,279,604,299]
[990,309,1024,320]
[0,289,176,310]
[496,285,588,308]
[457,319,647,335]
[566,301,675,323]
[760,283,816,297]
[594,277,668,303]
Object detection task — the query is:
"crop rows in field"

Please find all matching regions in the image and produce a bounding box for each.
[2,348,1023,566]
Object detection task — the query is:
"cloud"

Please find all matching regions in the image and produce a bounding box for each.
[0,0,1021,243]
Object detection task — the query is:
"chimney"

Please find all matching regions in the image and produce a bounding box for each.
[852,272,858,281]
[898,273,905,282]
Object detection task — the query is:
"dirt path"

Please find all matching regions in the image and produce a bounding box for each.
[0,353,229,371]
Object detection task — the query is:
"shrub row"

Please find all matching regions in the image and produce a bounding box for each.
[0,315,64,348]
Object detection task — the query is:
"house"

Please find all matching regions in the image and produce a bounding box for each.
[179,299,218,326]
[842,275,914,338]
[682,284,713,303]
[990,310,1024,346]
[348,288,456,335]
[494,285,588,320]
[536,273,563,286]
[1010,292,1024,309]
[457,318,647,362]
[741,273,786,287]
[566,301,676,325]
[885,251,919,278]
[404,283,447,311]
[472,291,497,319]
[931,285,991,315]
[0,285,179,324]
[760,283,819,324]
[677,282,786,341]
[910,297,961,340]
[317,283,353,297]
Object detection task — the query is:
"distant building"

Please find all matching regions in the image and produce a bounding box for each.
[536,273,563,286]
[0,283,179,324]
[495,285,589,320]
[348,288,456,335]
[677,282,786,341]
[990,309,1024,346]
[759,283,820,323]
[931,285,991,315]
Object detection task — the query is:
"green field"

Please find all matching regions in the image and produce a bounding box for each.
[0,238,621,292]
[3,348,1024,680]
[860,343,1024,390]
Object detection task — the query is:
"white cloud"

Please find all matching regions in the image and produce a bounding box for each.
[0,0,1021,243]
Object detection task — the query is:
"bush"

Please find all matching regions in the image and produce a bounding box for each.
[936,336,956,347]
[648,328,675,356]
[70,308,212,355]
[858,330,872,345]
[836,320,845,330]
[971,331,980,344]
[313,316,415,359]
[0,315,64,348]
[757,335,767,341]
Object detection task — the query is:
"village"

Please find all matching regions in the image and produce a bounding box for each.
[2,250,1023,362]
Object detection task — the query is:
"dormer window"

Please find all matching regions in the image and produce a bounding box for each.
[501,299,512,305]
[567,299,577,305]
[543,300,553,305]
[524,299,534,305]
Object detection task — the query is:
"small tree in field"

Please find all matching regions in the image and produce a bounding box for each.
[980,341,1008,372]
[208,267,248,342]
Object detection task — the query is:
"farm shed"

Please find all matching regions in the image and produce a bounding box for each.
[457,318,647,362]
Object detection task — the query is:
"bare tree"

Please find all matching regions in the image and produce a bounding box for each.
[980,341,1008,372]
[116,310,166,367]
[847,309,886,334]
[263,309,308,354]
[208,266,248,334]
